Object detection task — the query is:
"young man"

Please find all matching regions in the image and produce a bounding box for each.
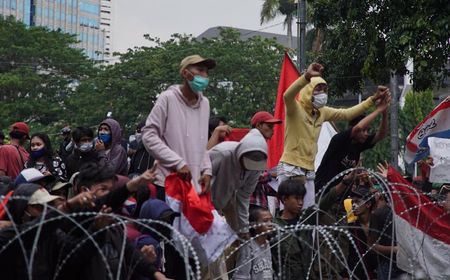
[344,186,378,279]
[234,206,274,280]
[209,128,268,238]
[278,62,388,208]
[272,173,351,279]
[66,127,108,179]
[98,118,128,175]
[207,115,231,150]
[142,54,216,198]
[250,111,282,140]
[315,95,390,193]
[0,122,30,179]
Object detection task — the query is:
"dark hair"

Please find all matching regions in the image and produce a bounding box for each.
[249,205,270,236]
[27,133,55,173]
[351,186,376,209]
[277,180,306,201]
[9,130,27,140]
[77,162,115,189]
[0,131,4,139]
[72,127,94,143]
[348,114,366,128]
[208,116,228,138]
[136,121,145,133]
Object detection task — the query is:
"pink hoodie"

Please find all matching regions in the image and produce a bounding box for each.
[142,85,212,193]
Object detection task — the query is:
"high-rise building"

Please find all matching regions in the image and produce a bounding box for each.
[0,0,111,61]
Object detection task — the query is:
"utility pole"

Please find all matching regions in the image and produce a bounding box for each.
[390,71,399,169]
[296,0,307,72]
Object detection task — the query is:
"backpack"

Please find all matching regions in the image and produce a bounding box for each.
[129,142,154,175]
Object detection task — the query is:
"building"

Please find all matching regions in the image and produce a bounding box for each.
[0,0,112,61]
[198,26,298,49]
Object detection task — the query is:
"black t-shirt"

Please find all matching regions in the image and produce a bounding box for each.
[369,205,395,246]
[315,128,375,192]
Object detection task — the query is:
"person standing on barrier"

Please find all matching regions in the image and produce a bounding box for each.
[278,62,386,208]
[142,54,215,200]
[315,92,390,194]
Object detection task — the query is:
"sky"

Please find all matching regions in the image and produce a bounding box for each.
[113,0,287,53]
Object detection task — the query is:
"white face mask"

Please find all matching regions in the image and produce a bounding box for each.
[312,92,328,108]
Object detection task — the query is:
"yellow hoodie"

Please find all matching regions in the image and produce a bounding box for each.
[280,76,374,171]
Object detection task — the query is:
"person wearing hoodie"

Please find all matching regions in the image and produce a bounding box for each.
[278,62,389,208]
[98,118,128,175]
[142,55,216,199]
[209,129,268,239]
[135,199,180,278]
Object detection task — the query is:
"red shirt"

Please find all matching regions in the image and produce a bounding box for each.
[0,144,29,179]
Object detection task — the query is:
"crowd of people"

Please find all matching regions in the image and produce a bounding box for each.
[0,55,449,280]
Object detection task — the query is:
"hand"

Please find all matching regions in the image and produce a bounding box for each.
[92,205,113,230]
[376,90,392,112]
[95,140,105,151]
[67,191,96,209]
[177,165,192,182]
[214,125,232,138]
[42,171,52,176]
[0,220,13,230]
[127,164,157,192]
[425,156,434,167]
[141,244,157,263]
[304,62,324,81]
[372,86,388,103]
[376,161,389,178]
[199,174,212,195]
[154,271,173,280]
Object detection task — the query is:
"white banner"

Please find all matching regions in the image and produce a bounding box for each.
[428,137,450,183]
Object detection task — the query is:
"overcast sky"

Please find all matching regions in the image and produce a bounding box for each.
[113,0,287,53]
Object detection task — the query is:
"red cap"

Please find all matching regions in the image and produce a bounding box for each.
[10,122,30,136]
[251,111,282,127]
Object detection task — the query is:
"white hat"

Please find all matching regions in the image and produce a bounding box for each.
[241,151,267,171]
[29,188,61,205]
[14,168,54,187]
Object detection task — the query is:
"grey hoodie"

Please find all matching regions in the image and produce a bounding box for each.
[209,129,268,232]
[99,118,128,175]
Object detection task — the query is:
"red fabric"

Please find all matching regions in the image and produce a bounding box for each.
[0,145,29,179]
[387,167,450,245]
[0,190,13,220]
[267,53,300,169]
[164,173,214,234]
[223,128,250,142]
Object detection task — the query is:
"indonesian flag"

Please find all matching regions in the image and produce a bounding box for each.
[267,52,300,169]
[165,173,237,265]
[404,97,450,164]
[387,167,450,279]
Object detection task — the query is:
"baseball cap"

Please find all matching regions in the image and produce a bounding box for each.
[10,122,30,137]
[179,55,216,74]
[14,168,55,188]
[60,127,71,135]
[28,188,61,205]
[250,111,282,127]
[242,151,267,171]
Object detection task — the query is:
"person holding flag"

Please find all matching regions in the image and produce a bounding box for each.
[278,62,388,208]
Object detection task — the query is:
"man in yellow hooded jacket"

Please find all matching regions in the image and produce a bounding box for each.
[278,62,388,208]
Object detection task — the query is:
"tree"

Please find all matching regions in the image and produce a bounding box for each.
[0,16,95,135]
[260,0,297,48]
[309,0,450,95]
[86,28,285,135]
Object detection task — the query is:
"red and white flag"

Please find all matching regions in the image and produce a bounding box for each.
[165,173,237,265]
[387,167,450,279]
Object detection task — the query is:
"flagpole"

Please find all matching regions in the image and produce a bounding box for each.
[296,0,307,72]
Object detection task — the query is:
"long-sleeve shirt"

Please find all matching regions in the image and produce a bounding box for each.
[280,76,374,171]
[142,85,212,193]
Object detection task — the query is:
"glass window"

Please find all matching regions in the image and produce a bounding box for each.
[11,0,17,10]
[80,2,100,15]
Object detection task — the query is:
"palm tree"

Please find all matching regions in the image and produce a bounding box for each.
[260,0,297,48]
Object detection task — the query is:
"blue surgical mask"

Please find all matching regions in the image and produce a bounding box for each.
[187,74,209,93]
[30,148,46,159]
[98,133,111,144]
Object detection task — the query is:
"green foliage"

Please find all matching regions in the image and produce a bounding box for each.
[0,16,96,136]
[85,28,284,134]
[309,0,450,95]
